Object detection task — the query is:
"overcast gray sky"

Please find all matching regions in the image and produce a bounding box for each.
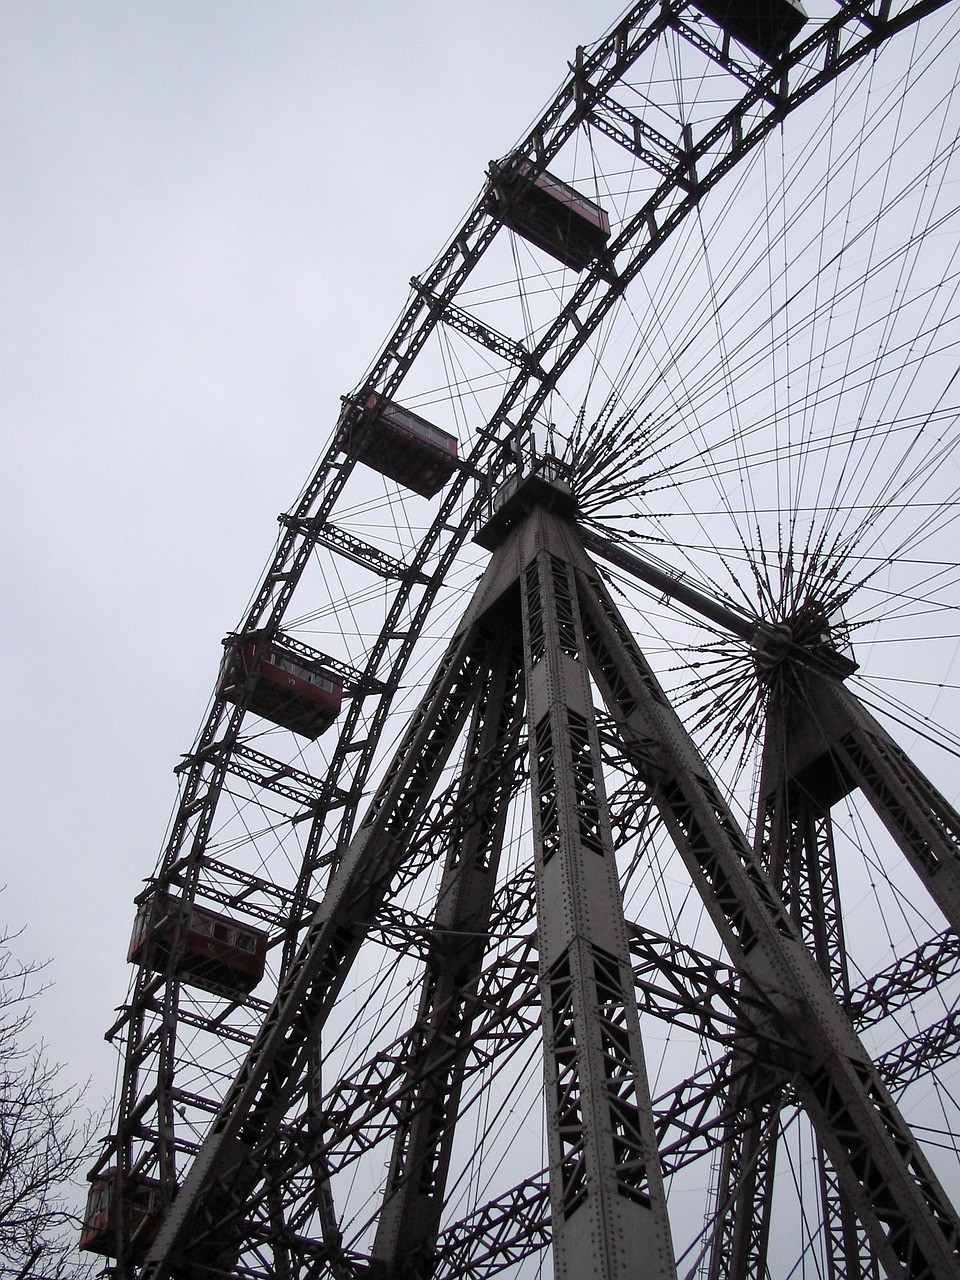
[0,0,627,1110]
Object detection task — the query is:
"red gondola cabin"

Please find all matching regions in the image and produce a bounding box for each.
[128,889,268,996]
[80,1169,162,1259]
[487,160,611,272]
[690,0,806,61]
[218,640,343,739]
[337,392,458,498]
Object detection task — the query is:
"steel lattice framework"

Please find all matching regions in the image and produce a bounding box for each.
[88,0,960,1277]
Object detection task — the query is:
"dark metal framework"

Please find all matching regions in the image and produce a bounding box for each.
[89,0,960,1276]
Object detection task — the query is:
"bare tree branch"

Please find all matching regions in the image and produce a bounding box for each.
[0,926,103,1280]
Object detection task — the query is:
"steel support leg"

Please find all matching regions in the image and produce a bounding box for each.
[517,509,677,1280]
[371,615,526,1277]
[705,1075,782,1280]
[762,669,960,935]
[751,708,868,1279]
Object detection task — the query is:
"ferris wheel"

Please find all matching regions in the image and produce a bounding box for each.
[83,1,960,1277]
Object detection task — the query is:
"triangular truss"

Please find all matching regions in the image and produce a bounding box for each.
[139,481,960,1280]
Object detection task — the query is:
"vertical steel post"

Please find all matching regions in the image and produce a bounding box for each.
[518,508,677,1280]
[371,614,526,1276]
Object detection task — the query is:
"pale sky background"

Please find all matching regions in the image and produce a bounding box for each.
[0,1,628,1117]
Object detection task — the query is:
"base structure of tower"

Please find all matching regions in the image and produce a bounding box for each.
[127,478,960,1280]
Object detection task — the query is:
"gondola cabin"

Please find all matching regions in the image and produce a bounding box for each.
[487,160,611,272]
[690,0,806,61]
[218,641,342,739]
[80,1169,162,1259]
[337,392,458,498]
[128,890,268,996]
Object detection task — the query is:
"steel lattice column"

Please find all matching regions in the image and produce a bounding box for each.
[371,609,526,1277]
[705,1074,783,1280]
[721,698,868,1280]
[517,508,677,1280]
[744,660,960,1279]
[759,666,960,936]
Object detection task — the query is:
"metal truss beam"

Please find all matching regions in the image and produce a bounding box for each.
[879,1009,960,1093]
[588,93,699,188]
[409,277,546,378]
[371,628,526,1277]
[279,922,772,1193]
[849,931,960,1022]
[320,952,539,1167]
[281,515,430,586]
[628,924,775,1045]
[655,1053,787,1178]
[223,742,347,809]
[431,1176,550,1279]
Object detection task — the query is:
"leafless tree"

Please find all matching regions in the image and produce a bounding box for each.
[0,928,101,1279]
